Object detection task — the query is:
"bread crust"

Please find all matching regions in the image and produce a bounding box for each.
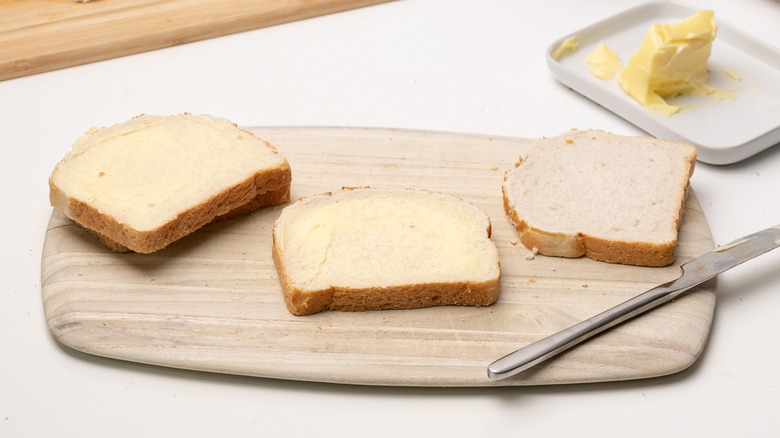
[502,129,695,267]
[272,234,500,316]
[85,182,291,253]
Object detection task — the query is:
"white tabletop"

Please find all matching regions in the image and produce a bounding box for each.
[2,0,779,436]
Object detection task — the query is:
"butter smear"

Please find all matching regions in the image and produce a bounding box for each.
[587,41,622,80]
[552,36,581,61]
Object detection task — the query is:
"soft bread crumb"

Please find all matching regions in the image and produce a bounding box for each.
[502,129,696,267]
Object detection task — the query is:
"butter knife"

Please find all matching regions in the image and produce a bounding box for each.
[488,224,780,381]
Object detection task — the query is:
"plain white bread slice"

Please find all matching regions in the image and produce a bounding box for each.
[272,188,501,315]
[502,129,696,267]
[49,113,291,253]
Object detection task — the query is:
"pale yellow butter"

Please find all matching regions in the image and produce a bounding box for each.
[618,10,718,116]
[552,36,581,60]
[276,190,499,290]
[724,69,740,80]
[52,114,286,231]
[587,41,622,80]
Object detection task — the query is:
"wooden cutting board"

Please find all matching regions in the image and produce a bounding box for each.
[0,0,393,82]
[41,127,716,387]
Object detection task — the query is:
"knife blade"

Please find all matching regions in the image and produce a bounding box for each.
[487,224,780,381]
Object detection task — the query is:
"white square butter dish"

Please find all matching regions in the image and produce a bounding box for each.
[546,1,780,165]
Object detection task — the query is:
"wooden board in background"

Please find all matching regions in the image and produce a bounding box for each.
[40,127,716,386]
[0,0,393,81]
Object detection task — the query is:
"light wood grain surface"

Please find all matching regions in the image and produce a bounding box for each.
[41,127,716,386]
[0,0,393,82]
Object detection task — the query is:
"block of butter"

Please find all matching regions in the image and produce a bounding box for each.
[618,10,717,116]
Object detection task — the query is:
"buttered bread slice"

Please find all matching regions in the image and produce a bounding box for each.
[272,188,501,315]
[502,129,696,267]
[49,114,291,253]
